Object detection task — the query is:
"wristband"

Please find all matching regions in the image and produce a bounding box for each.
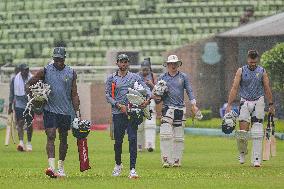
[190,99,197,105]
[76,111,80,118]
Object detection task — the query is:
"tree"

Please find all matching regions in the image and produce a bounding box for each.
[261,43,284,118]
[261,43,284,91]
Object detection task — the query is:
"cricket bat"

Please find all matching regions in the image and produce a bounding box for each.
[263,113,276,160]
[4,118,11,146]
[263,129,271,160]
[270,115,276,157]
[5,113,16,146]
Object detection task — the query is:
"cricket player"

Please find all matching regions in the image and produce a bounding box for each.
[9,63,33,151]
[225,49,275,167]
[137,57,157,152]
[105,54,151,179]
[154,55,200,168]
[26,47,81,177]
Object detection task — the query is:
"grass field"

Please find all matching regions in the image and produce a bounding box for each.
[185,118,284,133]
[0,130,284,189]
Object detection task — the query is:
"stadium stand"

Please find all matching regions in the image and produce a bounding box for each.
[0,0,283,66]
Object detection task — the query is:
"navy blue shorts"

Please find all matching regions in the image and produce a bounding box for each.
[15,107,25,121]
[43,110,71,131]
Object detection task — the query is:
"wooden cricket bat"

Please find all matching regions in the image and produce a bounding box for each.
[270,135,276,157]
[4,117,11,146]
[263,129,271,161]
[5,113,16,145]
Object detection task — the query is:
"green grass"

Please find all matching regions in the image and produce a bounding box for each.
[185,118,284,133]
[0,130,284,189]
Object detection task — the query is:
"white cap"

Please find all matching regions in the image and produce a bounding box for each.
[165,55,182,63]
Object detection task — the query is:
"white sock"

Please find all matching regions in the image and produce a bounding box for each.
[58,160,64,170]
[27,141,31,145]
[48,158,55,170]
[19,140,24,146]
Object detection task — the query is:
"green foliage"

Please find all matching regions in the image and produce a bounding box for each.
[261,43,284,91]
[200,109,213,120]
[1,131,284,189]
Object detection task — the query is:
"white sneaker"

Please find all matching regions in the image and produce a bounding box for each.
[17,144,25,152]
[239,153,245,164]
[172,159,181,167]
[128,168,139,179]
[57,168,66,177]
[17,141,25,151]
[162,162,171,168]
[112,164,123,177]
[253,161,261,167]
[26,143,32,152]
[162,157,171,168]
[45,167,57,178]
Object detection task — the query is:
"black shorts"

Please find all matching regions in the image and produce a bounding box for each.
[15,107,25,121]
[43,110,71,131]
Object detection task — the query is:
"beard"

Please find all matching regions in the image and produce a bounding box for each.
[248,64,257,71]
[119,66,128,71]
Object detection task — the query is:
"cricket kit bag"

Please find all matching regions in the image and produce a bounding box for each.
[221,110,238,134]
[72,118,91,172]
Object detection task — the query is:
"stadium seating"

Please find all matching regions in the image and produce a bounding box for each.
[0,0,283,66]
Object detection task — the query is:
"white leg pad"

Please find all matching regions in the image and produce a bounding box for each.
[144,114,156,129]
[137,123,145,150]
[160,122,173,163]
[144,127,156,149]
[172,126,184,164]
[161,108,174,124]
[144,108,157,149]
[251,122,264,165]
[235,130,249,154]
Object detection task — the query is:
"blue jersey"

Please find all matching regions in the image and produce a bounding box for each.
[44,64,74,115]
[158,71,195,108]
[105,71,151,114]
[138,72,155,91]
[239,65,265,101]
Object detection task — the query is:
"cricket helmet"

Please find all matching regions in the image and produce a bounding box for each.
[72,118,91,139]
[117,54,129,62]
[221,110,238,134]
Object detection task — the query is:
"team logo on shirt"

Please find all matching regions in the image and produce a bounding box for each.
[64,75,69,82]
[179,78,183,85]
[256,73,260,78]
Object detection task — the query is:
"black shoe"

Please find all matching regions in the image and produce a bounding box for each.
[147,147,154,152]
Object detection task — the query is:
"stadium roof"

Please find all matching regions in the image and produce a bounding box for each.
[217,12,284,37]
